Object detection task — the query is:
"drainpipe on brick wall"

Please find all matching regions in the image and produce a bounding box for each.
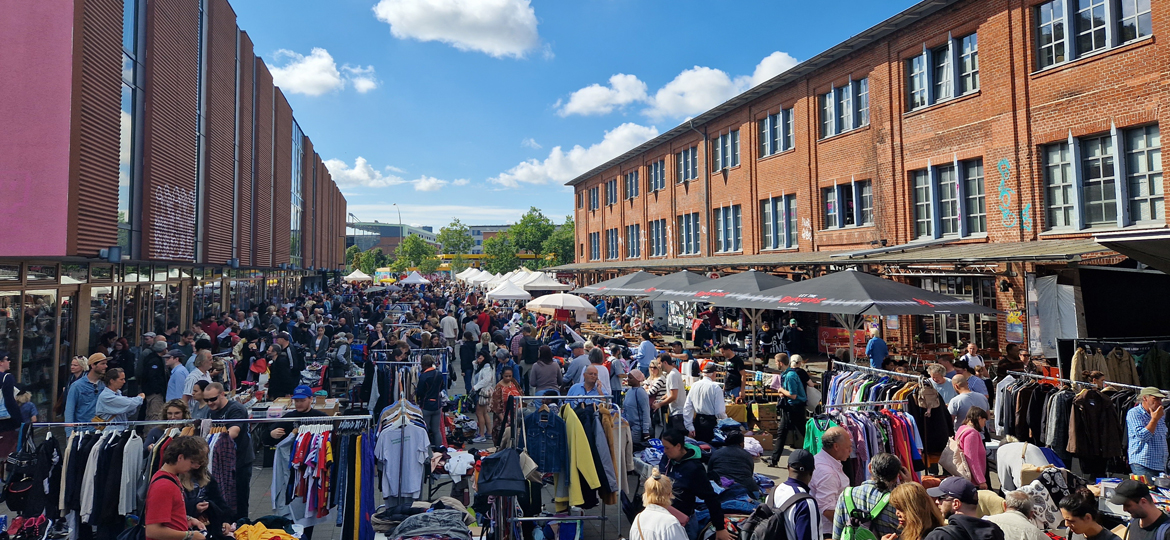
[689,120,711,257]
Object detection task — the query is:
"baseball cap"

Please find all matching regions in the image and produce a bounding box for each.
[926,477,979,505]
[703,363,719,373]
[1139,387,1167,399]
[1110,479,1151,504]
[292,385,313,400]
[569,341,585,350]
[163,349,183,358]
[786,449,815,472]
[789,319,798,324]
[142,332,157,338]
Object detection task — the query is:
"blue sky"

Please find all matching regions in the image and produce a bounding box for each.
[231,0,913,230]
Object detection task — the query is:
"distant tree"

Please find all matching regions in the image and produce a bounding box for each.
[344,245,361,270]
[437,219,475,255]
[418,256,441,275]
[450,253,470,273]
[482,232,519,274]
[510,207,555,256]
[541,216,575,268]
[395,235,437,268]
[357,250,377,275]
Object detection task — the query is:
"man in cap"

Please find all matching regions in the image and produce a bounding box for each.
[65,353,108,432]
[780,318,804,357]
[767,449,820,540]
[163,349,189,401]
[1127,387,1168,478]
[683,363,726,443]
[623,369,651,442]
[561,341,589,388]
[927,477,1005,540]
[268,332,302,399]
[1113,478,1169,539]
[708,433,759,494]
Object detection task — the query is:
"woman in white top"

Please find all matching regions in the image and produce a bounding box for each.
[629,468,687,540]
[470,350,497,443]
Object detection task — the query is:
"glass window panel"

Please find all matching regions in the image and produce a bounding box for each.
[760,200,773,249]
[913,170,933,238]
[786,197,798,248]
[964,160,987,233]
[823,187,838,229]
[1126,125,1163,222]
[855,79,869,127]
[841,185,856,226]
[837,87,852,133]
[27,265,57,282]
[1081,135,1117,225]
[859,181,874,225]
[819,94,833,138]
[909,55,928,109]
[62,264,88,284]
[0,266,19,283]
[1037,1,1067,68]
[1076,0,1108,54]
[932,43,953,101]
[938,165,960,235]
[23,290,57,420]
[959,34,979,94]
[123,0,137,54]
[1045,142,1075,228]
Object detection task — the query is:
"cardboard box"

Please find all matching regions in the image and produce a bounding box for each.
[753,403,777,420]
[751,432,774,451]
[757,419,779,432]
[312,397,340,416]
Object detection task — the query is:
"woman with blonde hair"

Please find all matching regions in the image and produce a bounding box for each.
[629,468,687,540]
[881,482,945,540]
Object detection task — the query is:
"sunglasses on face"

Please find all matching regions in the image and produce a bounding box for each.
[204,395,220,403]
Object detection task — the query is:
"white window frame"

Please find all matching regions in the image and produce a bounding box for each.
[677,213,701,255]
[713,205,742,253]
[1036,0,1150,71]
[677,147,698,183]
[649,219,667,257]
[760,194,798,250]
[588,231,600,260]
[912,158,989,239]
[760,109,795,158]
[907,32,979,112]
[649,159,666,192]
[606,228,620,260]
[819,78,870,139]
[1125,125,1163,223]
[625,224,641,258]
[822,179,874,229]
[605,179,618,206]
[624,171,639,200]
[713,131,740,171]
[588,187,599,211]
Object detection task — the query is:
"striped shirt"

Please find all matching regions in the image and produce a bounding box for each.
[833,481,899,539]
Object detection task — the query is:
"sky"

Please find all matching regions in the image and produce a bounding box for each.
[230,0,914,231]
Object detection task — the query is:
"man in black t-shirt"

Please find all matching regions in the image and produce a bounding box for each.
[1113,479,1170,540]
[203,382,254,521]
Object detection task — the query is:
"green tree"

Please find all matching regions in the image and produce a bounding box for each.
[357,250,378,275]
[437,219,475,255]
[450,253,470,273]
[344,245,361,270]
[418,256,441,275]
[482,232,519,274]
[395,235,437,267]
[541,216,575,267]
[510,207,555,256]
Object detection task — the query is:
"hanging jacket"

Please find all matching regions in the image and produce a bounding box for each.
[555,404,601,508]
[1067,388,1125,458]
[1070,347,1107,382]
[1104,348,1142,386]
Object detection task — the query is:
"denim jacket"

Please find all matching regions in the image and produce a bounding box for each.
[521,409,567,474]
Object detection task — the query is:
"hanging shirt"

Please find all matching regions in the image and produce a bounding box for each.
[374,423,430,498]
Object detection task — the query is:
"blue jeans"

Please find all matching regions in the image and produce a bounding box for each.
[1133,464,1163,479]
[463,369,474,394]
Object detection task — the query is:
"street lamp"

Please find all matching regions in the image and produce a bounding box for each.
[391,203,403,248]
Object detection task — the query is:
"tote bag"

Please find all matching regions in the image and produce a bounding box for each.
[939,436,973,482]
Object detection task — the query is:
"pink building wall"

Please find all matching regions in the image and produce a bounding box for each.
[0,1,76,257]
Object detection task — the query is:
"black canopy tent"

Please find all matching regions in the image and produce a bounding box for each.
[572,270,658,295]
[646,269,795,358]
[705,269,1000,367]
[601,269,712,297]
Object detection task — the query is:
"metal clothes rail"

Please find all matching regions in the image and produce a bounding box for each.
[32,414,375,428]
[1006,370,1094,387]
[504,394,622,540]
[826,400,908,409]
[836,363,913,380]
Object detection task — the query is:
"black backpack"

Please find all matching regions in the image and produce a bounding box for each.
[476,448,526,496]
[522,337,542,364]
[738,492,815,540]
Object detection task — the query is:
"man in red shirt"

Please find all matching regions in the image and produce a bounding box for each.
[146,436,208,540]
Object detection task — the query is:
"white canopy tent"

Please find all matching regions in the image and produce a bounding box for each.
[344,270,373,282]
[522,274,572,291]
[460,268,487,282]
[469,272,497,285]
[399,271,431,285]
[485,271,514,288]
[455,267,479,280]
[485,280,532,300]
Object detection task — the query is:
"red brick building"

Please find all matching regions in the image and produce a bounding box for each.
[560,0,1170,358]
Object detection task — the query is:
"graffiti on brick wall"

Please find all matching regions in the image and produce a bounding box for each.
[801,217,812,241]
[996,159,1033,232]
[150,184,196,260]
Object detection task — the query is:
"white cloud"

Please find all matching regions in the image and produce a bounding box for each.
[347,203,536,228]
[489,122,659,188]
[744,51,799,89]
[372,0,540,59]
[325,157,407,188]
[270,48,344,96]
[557,73,648,117]
[643,66,740,121]
[521,138,542,149]
[342,65,380,93]
[413,176,447,191]
[452,179,470,186]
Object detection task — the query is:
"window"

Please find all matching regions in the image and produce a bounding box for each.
[964,160,987,233]
[1036,0,1151,70]
[959,34,979,94]
[1126,125,1163,222]
[822,181,874,229]
[677,147,699,182]
[626,224,641,258]
[605,179,618,205]
[912,159,987,238]
[624,171,639,200]
[588,232,600,261]
[761,109,795,157]
[119,0,143,252]
[819,78,869,138]
[713,131,740,170]
[649,159,667,192]
[649,219,668,257]
[760,195,799,250]
[1037,1,1068,68]
[1119,0,1153,42]
[1044,142,1075,228]
[588,186,600,210]
[713,205,742,252]
[913,170,933,238]
[577,192,583,209]
[907,33,979,111]
[1081,135,1117,225]
[677,213,701,255]
[606,228,620,260]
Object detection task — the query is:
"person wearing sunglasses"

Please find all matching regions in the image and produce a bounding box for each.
[203,383,254,521]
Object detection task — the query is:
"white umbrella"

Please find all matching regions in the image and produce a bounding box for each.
[522,274,572,291]
[526,293,597,315]
[344,270,373,282]
[486,280,532,300]
[399,271,431,285]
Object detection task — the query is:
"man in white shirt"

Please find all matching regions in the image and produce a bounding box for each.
[960,342,987,378]
[810,426,851,535]
[652,355,687,432]
[182,350,213,412]
[440,309,459,350]
[683,363,726,442]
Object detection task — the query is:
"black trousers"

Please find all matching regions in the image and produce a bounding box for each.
[235,464,253,521]
[694,414,718,443]
[771,402,806,462]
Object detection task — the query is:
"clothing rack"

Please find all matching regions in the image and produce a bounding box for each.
[504,394,622,540]
[32,414,375,428]
[825,400,909,409]
[835,363,915,380]
[1006,370,1094,387]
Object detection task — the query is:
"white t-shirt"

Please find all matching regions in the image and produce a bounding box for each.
[375,423,430,498]
[440,316,459,339]
[665,370,687,415]
[961,353,985,370]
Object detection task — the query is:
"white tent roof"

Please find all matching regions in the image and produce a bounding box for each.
[344,270,373,282]
[522,274,572,291]
[460,268,486,282]
[508,271,534,284]
[469,272,496,284]
[455,267,479,279]
[485,280,532,300]
[399,271,431,285]
[486,271,515,288]
[512,272,541,286]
